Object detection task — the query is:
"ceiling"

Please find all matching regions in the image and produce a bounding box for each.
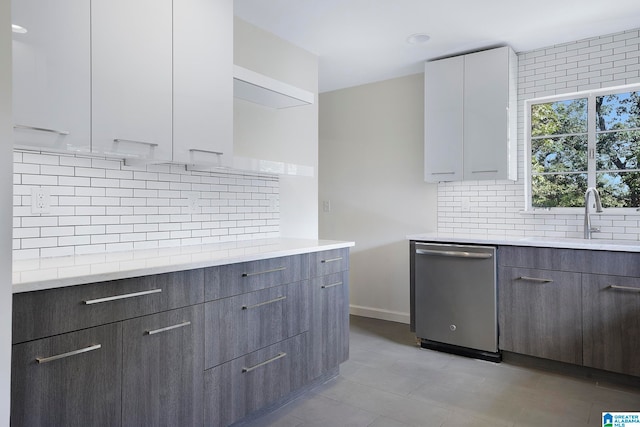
[234,0,640,93]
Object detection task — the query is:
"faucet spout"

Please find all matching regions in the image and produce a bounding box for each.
[584,187,603,239]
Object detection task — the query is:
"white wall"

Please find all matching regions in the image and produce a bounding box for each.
[0,0,13,422]
[319,74,437,324]
[233,18,319,239]
[438,28,640,240]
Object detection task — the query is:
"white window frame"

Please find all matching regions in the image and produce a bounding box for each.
[524,83,640,214]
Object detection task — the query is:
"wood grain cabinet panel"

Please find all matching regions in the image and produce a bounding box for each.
[204,333,308,427]
[583,274,640,376]
[498,245,640,277]
[309,248,350,277]
[13,269,204,344]
[122,305,204,427]
[204,255,308,301]
[498,266,582,364]
[11,323,122,427]
[204,281,309,368]
[497,246,587,271]
[309,271,350,380]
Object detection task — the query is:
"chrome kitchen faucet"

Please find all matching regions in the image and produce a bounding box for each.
[583,187,603,239]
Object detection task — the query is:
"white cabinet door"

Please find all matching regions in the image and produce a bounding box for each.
[12,0,90,153]
[424,56,464,182]
[173,0,233,167]
[423,46,517,183]
[91,0,172,162]
[463,47,511,181]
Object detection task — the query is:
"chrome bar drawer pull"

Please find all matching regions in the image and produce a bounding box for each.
[146,321,191,336]
[242,267,286,277]
[242,296,287,310]
[471,169,499,174]
[36,344,101,364]
[321,257,343,264]
[14,124,70,135]
[242,352,287,373]
[83,288,162,305]
[321,282,343,289]
[607,285,640,293]
[517,276,553,283]
[113,138,159,147]
[189,148,223,156]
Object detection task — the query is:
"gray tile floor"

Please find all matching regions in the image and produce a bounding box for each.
[245,316,640,427]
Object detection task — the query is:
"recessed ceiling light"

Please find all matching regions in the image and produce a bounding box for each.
[407,33,430,45]
[12,24,27,34]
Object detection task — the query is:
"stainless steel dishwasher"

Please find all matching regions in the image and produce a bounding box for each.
[413,242,500,362]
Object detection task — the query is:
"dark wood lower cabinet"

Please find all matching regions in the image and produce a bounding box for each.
[203,333,308,427]
[11,249,352,427]
[583,274,640,377]
[498,266,583,365]
[11,323,122,427]
[122,305,204,427]
[309,271,350,380]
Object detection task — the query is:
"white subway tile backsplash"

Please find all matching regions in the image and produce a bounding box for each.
[437,28,640,242]
[22,237,58,249]
[13,150,280,259]
[22,153,59,165]
[59,176,91,187]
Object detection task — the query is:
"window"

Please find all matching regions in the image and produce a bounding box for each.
[526,85,640,210]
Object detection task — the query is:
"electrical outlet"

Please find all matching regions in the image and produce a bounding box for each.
[31,187,51,214]
[186,194,199,214]
[322,200,331,213]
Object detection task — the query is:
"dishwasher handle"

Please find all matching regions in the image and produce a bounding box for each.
[416,248,493,259]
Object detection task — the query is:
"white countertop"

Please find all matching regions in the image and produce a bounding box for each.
[407,232,640,253]
[13,238,355,294]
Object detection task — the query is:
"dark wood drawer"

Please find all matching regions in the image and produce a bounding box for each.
[11,323,122,427]
[204,254,309,301]
[498,245,586,271]
[583,274,640,376]
[204,281,309,369]
[13,269,204,344]
[498,245,640,277]
[122,305,204,427]
[309,248,349,278]
[498,266,582,364]
[203,333,308,427]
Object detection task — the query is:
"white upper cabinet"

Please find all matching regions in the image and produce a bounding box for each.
[424,55,464,182]
[12,0,90,153]
[424,46,517,182]
[463,47,517,181]
[173,0,233,167]
[91,0,173,162]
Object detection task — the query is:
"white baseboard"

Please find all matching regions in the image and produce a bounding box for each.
[349,304,410,324]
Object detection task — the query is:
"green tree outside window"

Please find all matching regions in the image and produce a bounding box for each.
[529,88,640,208]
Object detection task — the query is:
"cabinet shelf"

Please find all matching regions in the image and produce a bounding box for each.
[234,65,314,109]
